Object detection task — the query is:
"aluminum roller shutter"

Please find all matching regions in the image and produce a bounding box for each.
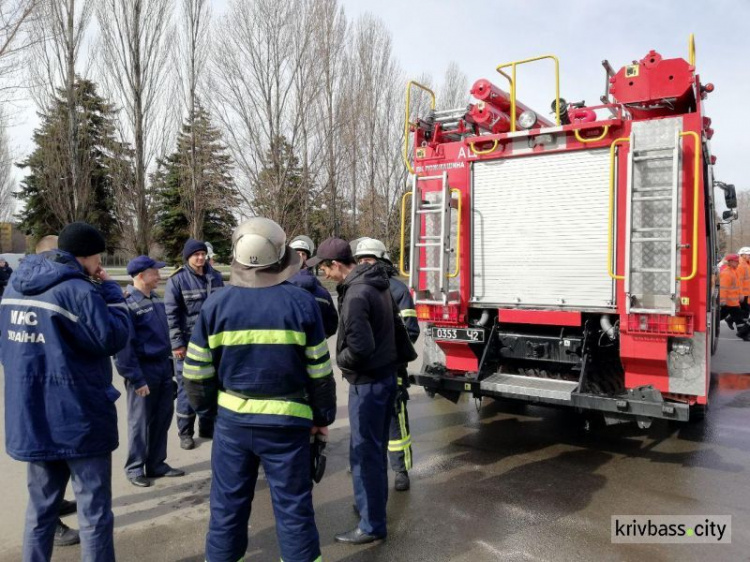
[472,149,615,309]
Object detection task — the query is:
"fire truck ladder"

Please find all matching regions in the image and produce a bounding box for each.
[624,120,683,314]
[404,172,459,305]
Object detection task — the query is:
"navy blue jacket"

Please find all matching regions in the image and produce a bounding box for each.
[114,285,173,389]
[387,273,419,344]
[183,282,336,429]
[288,268,338,338]
[1,251,129,461]
[164,263,224,350]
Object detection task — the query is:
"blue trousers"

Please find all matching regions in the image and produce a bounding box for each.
[175,359,214,437]
[125,373,174,478]
[205,419,321,562]
[23,454,114,562]
[349,373,397,537]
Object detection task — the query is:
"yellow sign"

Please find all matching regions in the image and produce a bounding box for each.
[625,65,640,78]
[416,148,427,159]
[464,383,471,391]
[680,297,690,305]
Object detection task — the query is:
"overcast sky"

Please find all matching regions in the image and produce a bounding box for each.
[7,0,750,190]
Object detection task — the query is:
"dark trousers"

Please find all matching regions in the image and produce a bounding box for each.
[125,375,174,478]
[175,359,214,437]
[349,373,397,537]
[23,454,114,562]
[205,419,320,562]
[388,367,413,473]
[741,297,750,319]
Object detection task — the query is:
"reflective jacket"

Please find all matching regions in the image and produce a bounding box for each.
[114,285,173,389]
[386,267,419,344]
[0,251,129,461]
[183,282,336,429]
[335,263,398,384]
[164,264,224,350]
[720,267,741,307]
[288,268,338,338]
[738,260,750,298]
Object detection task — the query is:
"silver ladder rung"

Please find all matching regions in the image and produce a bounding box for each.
[631,237,671,243]
[633,227,671,232]
[633,195,673,202]
[417,175,443,181]
[634,146,673,153]
[417,209,442,214]
[632,268,671,273]
[633,155,673,162]
[633,186,672,193]
[420,235,441,240]
[419,267,442,272]
[415,242,442,247]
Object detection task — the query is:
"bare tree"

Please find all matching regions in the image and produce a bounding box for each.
[0,0,38,58]
[0,110,14,220]
[96,0,175,253]
[439,61,469,110]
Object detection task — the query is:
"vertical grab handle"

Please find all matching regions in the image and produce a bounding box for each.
[447,188,462,278]
[608,137,630,280]
[399,190,413,277]
[677,131,700,281]
[403,81,436,174]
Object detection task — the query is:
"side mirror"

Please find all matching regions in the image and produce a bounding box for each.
[722,210,738,221]
[725,184,737,209]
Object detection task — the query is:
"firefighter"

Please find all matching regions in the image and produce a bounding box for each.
[738,247,750,318]
[0,256,12,298]
[165,238,224,450]
[0,222,129,561]
[307,238,397,545]
[182,218,336,562]
[353,237,419,492]
[115,256,186,487]
[719,254,750,339]
[289,235,339,337]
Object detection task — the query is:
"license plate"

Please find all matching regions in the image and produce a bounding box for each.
[430,327,485,343]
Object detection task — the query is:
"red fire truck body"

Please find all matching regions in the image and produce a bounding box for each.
[402,39,733,425]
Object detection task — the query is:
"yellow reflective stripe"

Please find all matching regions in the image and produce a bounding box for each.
[388,435,412,450]
[307,360,332,379]
[400,402,412,470]
[183,363,215,380]
[209,329,306,348]
[305,341,328,360]
[217,391,312,420]
[400,309,417,318]
[187,343,211,361]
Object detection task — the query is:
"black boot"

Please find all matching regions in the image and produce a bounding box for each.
[54,520,80,547]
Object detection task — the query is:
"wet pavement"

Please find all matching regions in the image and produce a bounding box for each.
[1,328,749,561]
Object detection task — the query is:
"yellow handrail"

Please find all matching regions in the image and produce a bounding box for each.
[608,137,630,280]
[496,54,560,132]
[574,125,610,144]
[399,190,413,276]
[677,131,700,281]
[403,81,436,174]
[469,139,500,155]
[448,188,462,278]
[688,33,695,67]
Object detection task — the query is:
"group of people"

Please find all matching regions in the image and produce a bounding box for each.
[1,217,419,562]
[719,248,750,340]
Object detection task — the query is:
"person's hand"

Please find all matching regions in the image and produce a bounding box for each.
[135,385,150,397]
[173,347,186,360]
[311,426,329,437]
[93,266,111,281]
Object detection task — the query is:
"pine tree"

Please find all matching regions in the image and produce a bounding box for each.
[153,101,238,264]
[16,78,131,250]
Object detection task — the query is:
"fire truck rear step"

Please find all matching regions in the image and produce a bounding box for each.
[480,373,579,403]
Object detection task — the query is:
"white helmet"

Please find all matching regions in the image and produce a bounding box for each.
[290,235,315,256]
[739,247,750,256]
[354,237,389,261]
[232,217,287,267]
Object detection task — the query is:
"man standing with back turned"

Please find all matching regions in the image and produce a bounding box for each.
[183,218,336,562]
[307,237,397,545]
[1,222,130,561]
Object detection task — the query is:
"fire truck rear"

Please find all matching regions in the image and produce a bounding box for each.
[402,36,737,426]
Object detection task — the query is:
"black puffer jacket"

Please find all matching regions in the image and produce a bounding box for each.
[335,262,397,384]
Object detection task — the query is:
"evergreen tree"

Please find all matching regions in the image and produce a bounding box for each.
[153,101,238,264]
[16,78,131,250]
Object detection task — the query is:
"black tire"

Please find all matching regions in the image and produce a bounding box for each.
[689,402,708,423]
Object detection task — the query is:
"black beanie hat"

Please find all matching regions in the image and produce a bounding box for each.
[182,238,208,262]
[58,222,106,257]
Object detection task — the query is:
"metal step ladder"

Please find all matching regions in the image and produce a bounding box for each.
[624,119,683,314]
[480,373,579,403]
[408,171,458,305]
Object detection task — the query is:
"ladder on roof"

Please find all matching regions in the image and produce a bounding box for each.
[406,172,460,305]
[624,119,683,314]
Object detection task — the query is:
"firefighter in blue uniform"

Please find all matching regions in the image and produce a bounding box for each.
[183,218,336,562]
[165,239,224,450]
[288,235,339,337]
[115,256,186,487]
[0,222,129,562]
[354,238,419,491]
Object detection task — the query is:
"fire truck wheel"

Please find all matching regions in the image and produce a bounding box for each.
[688,403,708,423]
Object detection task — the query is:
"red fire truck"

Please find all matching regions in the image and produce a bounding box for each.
[401,36,737,426]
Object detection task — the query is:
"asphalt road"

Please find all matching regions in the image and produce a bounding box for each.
[1,326,749,561]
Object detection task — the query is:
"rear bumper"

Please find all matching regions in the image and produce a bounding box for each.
[412,371,690,422]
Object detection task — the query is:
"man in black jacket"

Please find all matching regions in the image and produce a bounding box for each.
[308,238,397,545]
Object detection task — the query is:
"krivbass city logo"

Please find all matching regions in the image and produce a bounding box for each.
[611,515,732,544]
